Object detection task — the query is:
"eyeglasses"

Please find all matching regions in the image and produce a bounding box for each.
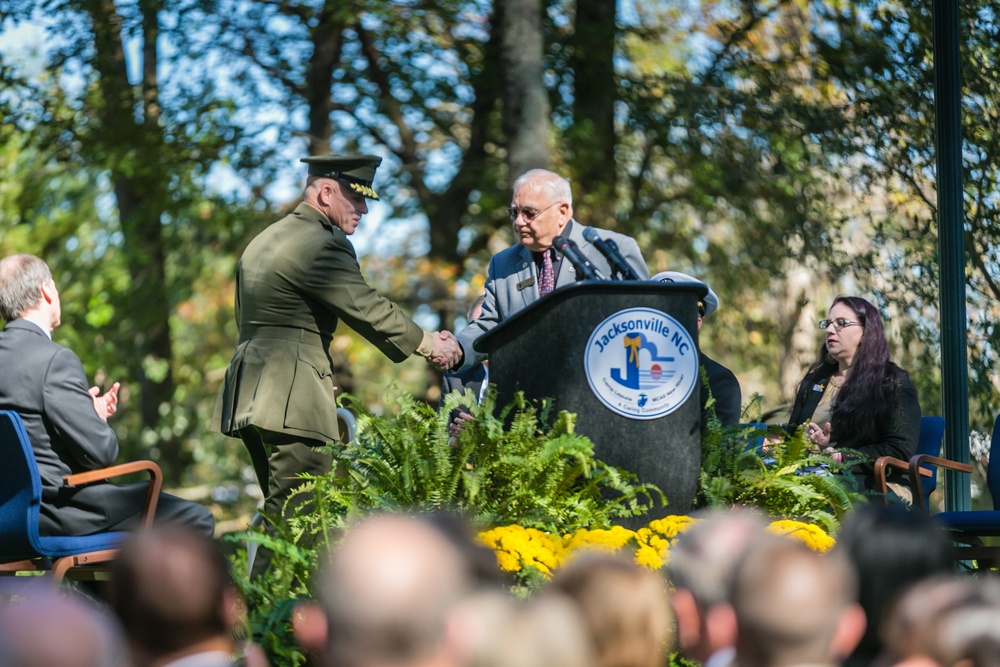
[506,202,560,222]
[818,318,863,331]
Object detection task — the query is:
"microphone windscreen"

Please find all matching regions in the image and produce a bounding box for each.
[553,235,570,249]
[582,227,599,243]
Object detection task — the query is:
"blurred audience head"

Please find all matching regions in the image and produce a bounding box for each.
[731,535,864,667]
[882,574,1000,667]
[0,587,123,667]
[549,551,672,667]
[476,593,596,667]
[834,503,953,665]
[665,509,768,663]
[108,525,243,667]
[316,512,482,667]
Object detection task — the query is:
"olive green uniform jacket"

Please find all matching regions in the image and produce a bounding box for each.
[213,202,426,443]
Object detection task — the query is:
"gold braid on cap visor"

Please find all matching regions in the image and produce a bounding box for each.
[348,182,378,198]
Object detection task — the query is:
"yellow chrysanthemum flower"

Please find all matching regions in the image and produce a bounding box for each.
[634,544,665,570]
[767,519,836,552]
[480,516,835,579]
[647,514,700,539]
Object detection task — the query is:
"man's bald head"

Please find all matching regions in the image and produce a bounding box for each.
[319,513,477,667]
[732,537,863,667]
[0,589,122,667]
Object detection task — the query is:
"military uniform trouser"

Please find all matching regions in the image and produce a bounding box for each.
[238,426,333,577]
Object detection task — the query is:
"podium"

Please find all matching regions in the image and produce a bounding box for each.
[476,281,707,523]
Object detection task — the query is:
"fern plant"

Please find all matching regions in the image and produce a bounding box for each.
[339,388,660,532]
[698,394,867,533]
[232,389,662,665]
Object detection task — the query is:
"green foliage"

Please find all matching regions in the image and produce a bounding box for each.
[231,390,660,665]
[229,474,352,667]
[698,395,867,533]
[339,388,660,532]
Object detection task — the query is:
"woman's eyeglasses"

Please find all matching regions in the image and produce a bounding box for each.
[818,318,863,331]
[506,202,560,222]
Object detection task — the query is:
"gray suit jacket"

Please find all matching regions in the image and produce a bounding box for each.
[456,221,648,368]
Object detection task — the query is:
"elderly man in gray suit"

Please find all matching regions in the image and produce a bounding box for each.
[455,169,648,369]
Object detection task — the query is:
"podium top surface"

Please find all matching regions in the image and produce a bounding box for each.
[474,280,708,353]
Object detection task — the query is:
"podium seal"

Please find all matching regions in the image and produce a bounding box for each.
[584,307,699,420]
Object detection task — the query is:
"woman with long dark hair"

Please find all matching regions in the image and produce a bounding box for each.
[788,295,921,498]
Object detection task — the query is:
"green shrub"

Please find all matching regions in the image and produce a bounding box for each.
[232,388,660,665]
[697,393,867,533]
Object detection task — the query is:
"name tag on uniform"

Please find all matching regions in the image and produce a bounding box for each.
[812,384,825,392]
[516,277,536,291]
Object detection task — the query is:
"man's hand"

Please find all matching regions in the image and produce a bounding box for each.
[89,381,121,421]
[448,409,475,439]
[429,331,462,371]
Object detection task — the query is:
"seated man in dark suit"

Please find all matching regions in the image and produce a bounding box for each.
[0,254,214,537]
[652,271,742,428]
[455,169,648,369]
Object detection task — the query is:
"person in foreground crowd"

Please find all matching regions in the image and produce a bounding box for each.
[477,593,596,667]
[311,512,487,667]
[787,295,920,498]
[651,271,741,428]
[107,525,269,667]
[455,168,648,370]
[666,509,768,667]
[834,503,953,667]
[548,551,673,667]
[0,587,124,667]
[0,253,214,537]
[213,155,460,573]
[731,536,865,667]
[881,574,1000,667]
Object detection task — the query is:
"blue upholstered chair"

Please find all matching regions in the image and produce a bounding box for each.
[912,413,1000,568]
[873,415,945,507]
[0,409,162,582]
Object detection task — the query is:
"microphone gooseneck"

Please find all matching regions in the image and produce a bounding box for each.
[581,227,641,280]
[552,235,607,281]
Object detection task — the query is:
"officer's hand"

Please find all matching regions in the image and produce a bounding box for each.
[429,331,462,371]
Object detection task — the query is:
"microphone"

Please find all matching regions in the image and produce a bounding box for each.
[582,227,641,280]
[552,235,607,281]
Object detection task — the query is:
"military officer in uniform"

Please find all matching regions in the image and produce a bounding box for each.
[213,155,460,560]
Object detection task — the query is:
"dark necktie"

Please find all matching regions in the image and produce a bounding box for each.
[538,248,555,296]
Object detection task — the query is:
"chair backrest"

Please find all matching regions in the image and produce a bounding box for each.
[916,416,946,504]
[988,414,1000,510]
[0,410,45,561]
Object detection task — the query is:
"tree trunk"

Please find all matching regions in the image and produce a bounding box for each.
[85,0,182,480]
[568,0,618,226]
[304,5,345,155]
[497,0,550,182]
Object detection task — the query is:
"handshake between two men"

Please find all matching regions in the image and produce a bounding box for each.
[427,330,463,372]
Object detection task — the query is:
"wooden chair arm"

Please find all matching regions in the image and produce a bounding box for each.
[874,456,932,504]
[64,461,163,530]
[909,454,973,473]
[908,454,972,511]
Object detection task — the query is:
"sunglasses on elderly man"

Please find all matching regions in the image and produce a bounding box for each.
[506,202,561,222]
[818,318,863,331]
